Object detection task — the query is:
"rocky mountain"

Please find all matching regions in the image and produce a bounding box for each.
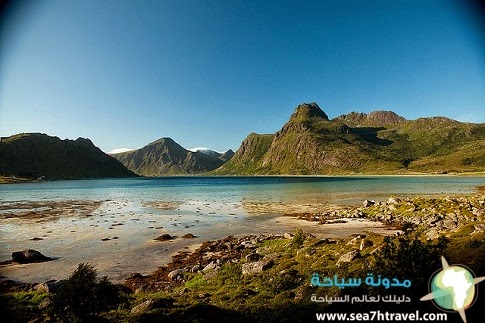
[111,138,232,176]
[215,102,485,174]
[0,133,136,179]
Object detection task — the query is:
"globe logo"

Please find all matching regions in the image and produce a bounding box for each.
[430,266,475,311]
[421,256,485,323]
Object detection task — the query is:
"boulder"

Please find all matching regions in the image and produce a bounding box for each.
[388,197,400,205]
[246,253,263,262]
[202,261,218,272]
[191,264,203,272]
[336,250,359,266]
[154,234,175,241]
[182,233,197,239]
[284,232,294,239]
[131,298,174,315]
[363,200,375,207]
[168,269,187,281]
[11,249,51,264]
[32,280,64,293]
[359,239,374,251]
[242,260,274,275]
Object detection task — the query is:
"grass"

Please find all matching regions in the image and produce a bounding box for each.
[3,193,484,322]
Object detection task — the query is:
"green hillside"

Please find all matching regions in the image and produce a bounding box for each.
[0,133,136,180]
[215,102,485,175]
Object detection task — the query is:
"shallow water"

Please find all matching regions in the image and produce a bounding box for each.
[0,176,483,283]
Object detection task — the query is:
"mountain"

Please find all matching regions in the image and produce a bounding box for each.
[110,138,232,176]
[0,133,136,179]
[215,102,485,175]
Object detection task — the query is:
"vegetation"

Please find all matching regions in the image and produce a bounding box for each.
[0,133,136,180]
[48,263,127,322]
[2,194,484,322]
[215,103,485,175]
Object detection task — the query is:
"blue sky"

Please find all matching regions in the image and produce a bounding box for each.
[1,0,484,152]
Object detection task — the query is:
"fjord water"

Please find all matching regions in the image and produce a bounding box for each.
[0,176,483,283]
[0,176,483,204]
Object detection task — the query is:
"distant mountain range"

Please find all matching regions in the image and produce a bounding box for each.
[1,102,484,180]
[109,138,234,176]
[215,102,485,174]
[0,133,136,179]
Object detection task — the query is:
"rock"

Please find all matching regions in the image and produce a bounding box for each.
[336,250,359,266]
[154,234,176,241]
[38,298,51,310]
[472,223,485,235]
[284,232,294,239]
[131,298,174,315]
[359,239,374,250]
[31,279,65,293]
[240,241,257,249]
[191,264,202,272]
[346,237,361,246]
[426,228,440,240]
[168,269,186,281]
[11,249,51,264]
[442,218,458,230]
[388,197,400,205]
[203,261,218,272]
[182,233,197,239]
[246,253,263,262]
[242,260,274,275]
[363,200,375,207]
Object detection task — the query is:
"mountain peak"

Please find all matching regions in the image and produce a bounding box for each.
[290,102,329,122]
[336,110,405,126]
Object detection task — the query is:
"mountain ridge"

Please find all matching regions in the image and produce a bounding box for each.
[215,102,485,175]
[110,138,232,176]
[0,133,136,179]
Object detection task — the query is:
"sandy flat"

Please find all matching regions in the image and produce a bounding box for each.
[0,198,396,284]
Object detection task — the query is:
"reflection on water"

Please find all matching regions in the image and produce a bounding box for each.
[0,176,483,283]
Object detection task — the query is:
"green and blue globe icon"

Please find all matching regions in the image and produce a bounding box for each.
[430,265,475,311]
[421,257,485,323]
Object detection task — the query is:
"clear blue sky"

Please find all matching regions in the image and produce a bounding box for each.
[1,0,484,152]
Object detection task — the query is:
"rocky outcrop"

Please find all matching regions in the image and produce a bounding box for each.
[11,249,52,264]
[241,260,274,275]
[124,234,281,292]
[131,298,174,315]
[335,111,406,126]
[336,250,360,266]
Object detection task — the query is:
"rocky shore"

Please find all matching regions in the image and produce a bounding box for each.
[2,192,484,322]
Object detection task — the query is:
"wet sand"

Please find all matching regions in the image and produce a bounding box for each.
[0,198,395,284]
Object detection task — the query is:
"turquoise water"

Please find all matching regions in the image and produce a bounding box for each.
[0,176,483,205]
[0,176,483,283]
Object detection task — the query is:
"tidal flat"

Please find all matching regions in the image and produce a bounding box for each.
[0,197,394,284]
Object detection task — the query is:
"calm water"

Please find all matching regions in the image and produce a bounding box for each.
[0,176,483,283]
[0,176,483,205]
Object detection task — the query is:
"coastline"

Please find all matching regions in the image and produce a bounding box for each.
[1,191,483,322]
[1,172,484,185]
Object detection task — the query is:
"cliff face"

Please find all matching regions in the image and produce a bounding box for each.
[215,102,485,175]
[214,133,275,174]
[335,111,406,126]
[111,138,231,176]
[0,133,136,179]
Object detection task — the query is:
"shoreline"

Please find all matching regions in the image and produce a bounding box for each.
[0,179,483,287]
[1,172,484,185]
[0,195,402,286]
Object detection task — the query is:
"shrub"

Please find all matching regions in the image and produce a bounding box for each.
[49,263,124,322]
[292,229,305,248]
